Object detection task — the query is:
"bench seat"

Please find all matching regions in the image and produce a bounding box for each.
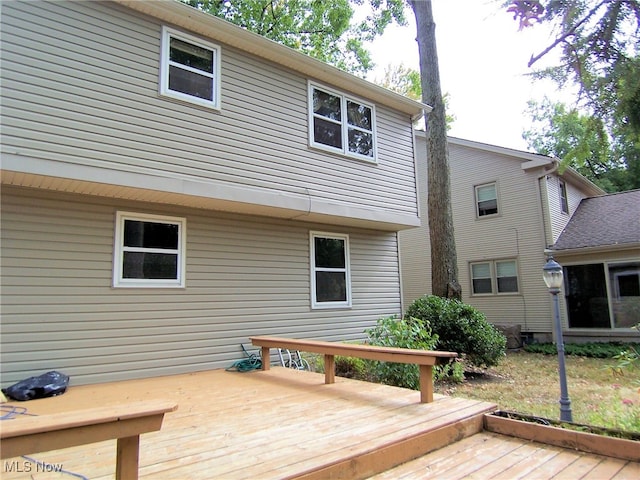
[250,336,457,403]
[1,399,177,480]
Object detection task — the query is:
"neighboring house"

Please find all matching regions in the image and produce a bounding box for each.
[400,132,638,343]
[0,0,428,385]
[549,190,640,335]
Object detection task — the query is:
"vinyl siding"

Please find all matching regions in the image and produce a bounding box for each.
[544,175,589,245]
[1,186,402,386]
[400,133,554,333]
[0,0,418,221]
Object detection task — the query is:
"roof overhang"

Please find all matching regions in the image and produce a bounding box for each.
[547,243,640,257]
[113,0,431,120]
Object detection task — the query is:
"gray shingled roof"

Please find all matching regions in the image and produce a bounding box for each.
[552,189,640,251]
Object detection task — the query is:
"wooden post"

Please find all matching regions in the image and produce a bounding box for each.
[116,435,140,480]
[324,354,335,384]
[419,365,433,403]
[261,347,270,370]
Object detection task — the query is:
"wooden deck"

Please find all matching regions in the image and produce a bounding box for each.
[1,368,638,479]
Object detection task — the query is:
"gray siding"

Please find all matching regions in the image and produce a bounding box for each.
[1,186,402,385]
[0,0,418,221]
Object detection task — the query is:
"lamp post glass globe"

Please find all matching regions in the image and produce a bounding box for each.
[543,257,564,290]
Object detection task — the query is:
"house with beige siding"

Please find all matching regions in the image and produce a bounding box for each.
[0,0,429,385]
[400,132,638,344]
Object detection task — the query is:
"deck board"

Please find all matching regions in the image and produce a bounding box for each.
[0,368,636,480]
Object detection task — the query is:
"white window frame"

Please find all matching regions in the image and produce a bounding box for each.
[308,82,377,162]
[310,231,352,309]
[160,26,221,110]
[470,259,519,296]
[113,211,186,288]
[559,179,569,214]
[475,182,499,218]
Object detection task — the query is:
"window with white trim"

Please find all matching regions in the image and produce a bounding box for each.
[310,232,351,308]
[113,212,186,288]
[471,260,518,295]
[559,179,569,214]
[475,182,498,217]
[309,83,376,161]
[160,27,221,109]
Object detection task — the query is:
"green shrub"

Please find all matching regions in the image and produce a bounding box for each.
[335,355,369,380]
[406,295,506,368]
[365,315,439,390]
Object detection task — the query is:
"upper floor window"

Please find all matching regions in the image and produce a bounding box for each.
[559,179,569,214]
[310,232,351,308]
[471,259,518,295]
[160,27,221,109]
[113,212,186,288]
[309,83,376,161]
[475,182,498,217]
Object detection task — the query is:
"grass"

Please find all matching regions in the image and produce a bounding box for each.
[435,350,640,433]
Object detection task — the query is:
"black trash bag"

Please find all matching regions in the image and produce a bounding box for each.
[2,371,70,401]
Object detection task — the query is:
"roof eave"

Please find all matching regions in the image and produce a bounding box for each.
[548,242,640,256]
[113,0,431,118]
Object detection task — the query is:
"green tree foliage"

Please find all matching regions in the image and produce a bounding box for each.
[406,295,506,368]
[376,64,457,129]
[523,98,635,191]
[507,1,640,191]
[181,0,407,76]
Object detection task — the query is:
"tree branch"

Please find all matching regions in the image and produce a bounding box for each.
[528,0,609,68]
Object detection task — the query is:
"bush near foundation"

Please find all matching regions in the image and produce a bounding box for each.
[406,295,506,368]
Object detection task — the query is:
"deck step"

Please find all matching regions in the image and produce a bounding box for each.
[288,411,491,480]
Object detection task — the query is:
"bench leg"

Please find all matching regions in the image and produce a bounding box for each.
[261,347,270,370]
[116,435,140,480]
[419,365,434,403]
[324,354,335,384]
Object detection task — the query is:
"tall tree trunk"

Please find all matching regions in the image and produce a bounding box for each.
[409,0,461,299]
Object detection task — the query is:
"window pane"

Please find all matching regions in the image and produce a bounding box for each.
[315,271,347,302]
[496,261,516,277]
[124,220,178,249]
[314,237,345,268]
[472,263,492,294]
[123,252,178,279]
[313,117,342,149]
[473,278,492,294]
[478,199,498,216]
[565,264,611,328]
[348,129,373,157]
[347,101,371,130]
[168,65,213,101]
[472,263,491,278]
[497,276,518,293]
[609,262,640,328]
[313,89,341,121]
[476,184,496,202]
[170,37,213,73]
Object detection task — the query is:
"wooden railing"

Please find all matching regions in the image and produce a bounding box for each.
[0,400,177,480]
[250,336,457,403]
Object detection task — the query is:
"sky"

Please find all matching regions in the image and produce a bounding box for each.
[364,1,568,151]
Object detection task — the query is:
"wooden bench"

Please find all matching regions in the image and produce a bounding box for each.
[250,336,457,403]
[0,400,177,480]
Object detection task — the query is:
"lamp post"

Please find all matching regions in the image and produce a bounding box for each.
[543,256,573,422]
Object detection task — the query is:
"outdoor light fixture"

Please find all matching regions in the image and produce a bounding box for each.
[543,256,573,422]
